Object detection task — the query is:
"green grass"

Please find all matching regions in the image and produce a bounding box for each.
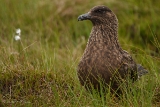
[0,0,160,106]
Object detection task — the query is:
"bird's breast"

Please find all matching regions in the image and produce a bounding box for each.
[80,42,123,69]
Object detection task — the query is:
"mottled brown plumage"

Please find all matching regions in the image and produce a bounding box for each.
[77,5,148,93]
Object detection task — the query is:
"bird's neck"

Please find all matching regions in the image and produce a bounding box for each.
[89,25,121,49]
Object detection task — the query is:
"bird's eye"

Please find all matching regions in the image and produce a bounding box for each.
[94,9,105,13]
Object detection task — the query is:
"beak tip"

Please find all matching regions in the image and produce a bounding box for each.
[78,15,83,21]
[77,19,82,21]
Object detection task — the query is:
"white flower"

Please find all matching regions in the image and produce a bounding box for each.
[16,28,21,35]
[14,28,21,41]
[15,35,21,41]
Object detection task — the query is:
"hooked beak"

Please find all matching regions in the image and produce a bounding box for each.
[78,13,91,21]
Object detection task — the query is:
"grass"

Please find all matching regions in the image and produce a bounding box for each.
[0,0,160,106]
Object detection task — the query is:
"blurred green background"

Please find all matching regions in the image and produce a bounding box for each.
[0,0,160,106]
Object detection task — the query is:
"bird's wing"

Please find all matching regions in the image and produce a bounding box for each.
[120,50,148,79]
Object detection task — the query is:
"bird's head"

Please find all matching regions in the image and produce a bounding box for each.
[78,5,118,27]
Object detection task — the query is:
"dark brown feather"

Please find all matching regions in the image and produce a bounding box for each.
[77,5,148,93]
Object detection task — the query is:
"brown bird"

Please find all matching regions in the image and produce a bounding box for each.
[77,5,148,93]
